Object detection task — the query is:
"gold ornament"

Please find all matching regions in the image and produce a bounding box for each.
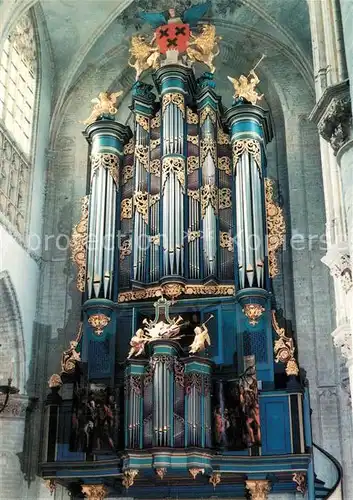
[272,310,299,376]
[188,230,201,242]
[293,472,306,495]
[48,374,62,388]
[265,178,286,278]
[187,156,199,174]
[134,144,149,166]
[118,283,235,302]
[189,468,204,480]
[187,108,199,124]
[219,187,232,210]
[133,191,149,223]
[218,156,232,175]
[136,114,149,131]
[201,184,218,218]
[155,468,167,480]
[122,469,139,489]
[88,313,111,336]
[245,479,271,500]
[187,24,221,73]
[209,472,221,489]
[61,323,83,374]
[120,239,132,262]
[128,34,160,78]
[232,139,261,175]
[151,112,160,128]
[122,165,134,185]
[218,128,230,145]
[81,91,123,126]
[220,231,234,252]
[162,157,185,191]
[187,189,200,201]
[81,484,108,500]
[187,134,199,145]
[199,105,216,127]
[162,93,185,117]
[121,198,133,220]
[150,138,161,150]
[200,135,217,165]
[124,138,134,155]
[227,70,263,105]
[44,479,56,496]
[149,159,161,176]
[242,304,265,326]
[71,196,89,292]
[91,153,119,187]
[149,193,160,206]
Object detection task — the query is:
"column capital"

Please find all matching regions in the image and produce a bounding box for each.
[321,242,352,293]
[331,322,352,361]
[81,484,108,500]
[309,79,352,154]
[245,479,271,500]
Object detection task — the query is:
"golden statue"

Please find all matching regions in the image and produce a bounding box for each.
[81,91,123,125]
[128,34,160,79]
[186,24,221,73]
[127,328,149,358]
[189,314,213,354]
[227,69,263,105]
[61,340,81,374]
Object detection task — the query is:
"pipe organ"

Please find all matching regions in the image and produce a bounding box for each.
[43,11,315,500]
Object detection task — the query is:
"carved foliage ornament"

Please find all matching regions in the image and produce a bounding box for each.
[265,178,285,278]
[91,153,119,187]
[189,468,204,479]
[88,314,111,336]
[134,191,149,223]
[209,472,221,489]
[219,187,232,210]
[81,484,108,500]
[124,138,134,155]
[199,105,216,127]
[245,479,271,500]
[218,156,232,175]
[293,472,307,495]
[272,310,299,376]
[136,113,149,131]
[242,303,265,326]
[118,283,235,302]
[187,156,199,174]
[201,184,218,218]
[120,239,132,262]
[151,112,161,129]
[200,135,217,165]
[122,165,134,185]
[219,231,234,252]
[121,198,133,220]
[233,139,261,175]
[162,93,185,117]
[187,134,199,145]
[71,196,89,292]
[122,469,139,489]
[187,108,199,124]
[162,157,185,191]
[218,128,230,145]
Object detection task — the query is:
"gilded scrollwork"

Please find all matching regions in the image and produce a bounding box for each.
[218,128,230,145]
[201,184,218,218]
[200,135,217,165]
[218,156,232,175]
[209,472,221,489]
[149,193,160,206]
[187,156,199,174]
[118,283,235,302]
[61,323,83,374]
[219,231,234,252]
[124,138,134,155]
[188,229,201,242]
[134,144,149,166]
[293,472,307,495]
[187,188,200,201]
[219,187,232,210]
[122,469,139,489]
[91,153,119,187]
[265,178,286,278]
[151,112,160,129]
[150,234,160,246]
[149,159,161,176]
[199,105,216,127]
[121,198,133,220]
[162,93,185,117]
[162,157,185,191]
[136,113,149,131]
[88,313,111,336]
[233,139,261,175]
[150,138,161,150]
[243,303,265,326]
[120,239,132,261]
[272,310,299,376]
[71,196,89,292]
[187,134,199,145]
[133,191,149,223]
[81,484,108,500]
[187,108,199,124]
[122,165,134,185]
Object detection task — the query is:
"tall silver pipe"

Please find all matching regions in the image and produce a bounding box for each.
[87,177,98,298]
[236,157,245,288]
[93,167,106,297]
[251,159,264,287]
[169,173,175,274]
[103,173,113,298]
[243,153,254,286]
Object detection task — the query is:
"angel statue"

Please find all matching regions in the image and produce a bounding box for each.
[138,2,211,29]
[61,340,81,374]
[227,55,266,105]
[189,314,213,354]
[127,328,149,358]
[81,91,123,126]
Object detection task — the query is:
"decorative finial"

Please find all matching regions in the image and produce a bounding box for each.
[81,91,123,126]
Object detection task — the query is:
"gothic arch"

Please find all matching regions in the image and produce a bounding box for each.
[0,271,26,392]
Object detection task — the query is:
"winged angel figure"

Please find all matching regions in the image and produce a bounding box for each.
[81,91,123,126]
[138,2,211,29]
[227,70,263,105]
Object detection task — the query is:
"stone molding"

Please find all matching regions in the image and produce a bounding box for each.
[332,323,352,362]
[0,394,28,418]
[321,242,352,293]
[310,79,352,154]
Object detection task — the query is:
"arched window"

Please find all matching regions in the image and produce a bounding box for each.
[0,13,37,235]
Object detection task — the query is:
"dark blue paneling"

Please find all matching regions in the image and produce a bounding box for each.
[260,395,291,455]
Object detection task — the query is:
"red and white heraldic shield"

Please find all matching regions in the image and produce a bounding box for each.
[155,23,190,54]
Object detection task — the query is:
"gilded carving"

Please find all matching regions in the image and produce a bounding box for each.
[88,313,111,336]
[201,184,218,218]
[209,472,221,489]
[122,469,139,489]
[71,196,89,292]
[91,153,119,187]
[162,93,185,117]
[187,134,199,145]
[245,479,271,500]
[265,178,286,278]
[272,310,299,376]
[293,472,306,494]
[219,187,232,210]
[151,112,160,129]
[200,135,217,165]
[150,138,161,150]
[187,24,221,73]
[218,128,230,145]
[44,479,56,496]
[136,113,149,131]
[219,231,234,252]
[118,283,235,302]
[189,468,204,479]
[187,189,200,201]
[149,193,160,206]
[120,239,132,261]
[81,91,123,126]
[134,144,149,166]
[187,108,199,124]
[48,374,63,388]
[189,315,213,354]
[242,303,265,326]
[122,165,134,185]
[124,138,134,155]
[150,234,160,245]
[61,323,83,374]
[233,140,261,174]
[218,156,232,175]
[128,34,160,78]
[199,105,216,126]
[81,484,108,500]
[188,229,201,242]
[187,156,199,174]
[155,468,167,479]
[121,198,133,220]
[134,191,149,223]
[228,69,263,105]
[149,159,161,176]
[162,157,185,190]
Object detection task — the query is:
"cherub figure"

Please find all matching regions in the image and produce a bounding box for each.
[189,323,211,354]
[81,91,123,126]
[61,340,81,374]
[227,70,263,105]
[127,328,149,358]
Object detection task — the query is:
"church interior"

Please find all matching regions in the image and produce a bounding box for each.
[0,1,353,499]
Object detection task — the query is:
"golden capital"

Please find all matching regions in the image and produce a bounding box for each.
[81,484,108,500]
[245,480,271,500]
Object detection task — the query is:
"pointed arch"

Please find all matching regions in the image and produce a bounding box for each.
[0,270,26,391]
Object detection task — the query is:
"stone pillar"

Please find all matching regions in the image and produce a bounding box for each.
[245,480,271,500]
[81,484,108,500]
[0,395,28,500]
